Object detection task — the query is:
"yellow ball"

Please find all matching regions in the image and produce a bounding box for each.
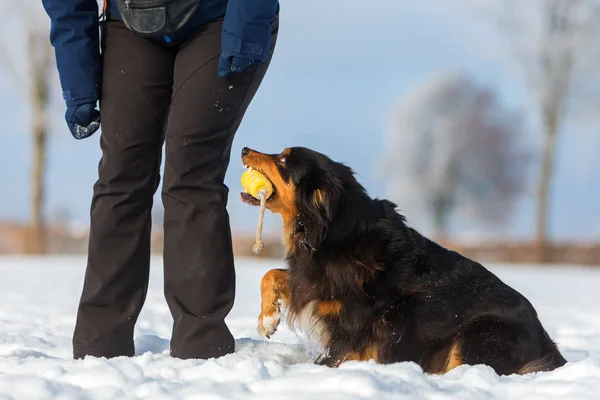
[241,169,273,199]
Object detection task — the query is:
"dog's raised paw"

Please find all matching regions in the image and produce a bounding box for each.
[257,313,280,339]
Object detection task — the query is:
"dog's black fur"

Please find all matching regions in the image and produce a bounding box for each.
[242,146,567,375]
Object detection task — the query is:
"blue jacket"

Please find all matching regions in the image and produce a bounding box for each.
[41,0,279,108]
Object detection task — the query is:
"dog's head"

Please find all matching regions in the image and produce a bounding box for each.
[241,146,365,252]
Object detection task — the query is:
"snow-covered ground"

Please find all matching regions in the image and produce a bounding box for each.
[0,256,599,400]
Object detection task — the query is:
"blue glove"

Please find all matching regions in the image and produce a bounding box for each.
[65,101,101,140]
[218,55,255,77]
[217,0,278,79]
[218,41,270,78]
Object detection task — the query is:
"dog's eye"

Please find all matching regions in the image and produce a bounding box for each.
[278,155,287,165]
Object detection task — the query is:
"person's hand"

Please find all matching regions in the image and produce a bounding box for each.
[218,55,255,77]
[218,37,272,78]
[65,101,101,140]
[218,0,278,78]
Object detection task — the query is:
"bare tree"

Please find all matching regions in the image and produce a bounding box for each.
[502,0,600,261]
[458,0,600,260]
[379,71,532,239]
[0,3,55,254]
[27,28,53,254]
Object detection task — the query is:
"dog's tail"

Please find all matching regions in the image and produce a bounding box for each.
[517,337,567,375]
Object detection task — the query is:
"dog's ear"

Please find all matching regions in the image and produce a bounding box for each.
[296,171,343,251]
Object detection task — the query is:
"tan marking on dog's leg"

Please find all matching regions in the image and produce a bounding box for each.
[257,269,290,338]
[315,300,343,317]
[335,343,380,367]
[361,343,379,362]
[445,341,462,372]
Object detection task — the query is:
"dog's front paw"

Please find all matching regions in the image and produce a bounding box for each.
[257,313,280,339]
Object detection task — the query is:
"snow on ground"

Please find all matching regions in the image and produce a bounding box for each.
[0,255,599,400]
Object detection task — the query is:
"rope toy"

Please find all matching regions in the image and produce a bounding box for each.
[240,169,274,254]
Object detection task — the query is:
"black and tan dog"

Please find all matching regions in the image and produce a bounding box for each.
[240,146,567,375]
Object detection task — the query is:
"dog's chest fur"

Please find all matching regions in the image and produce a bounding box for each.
[282,257,339,347]
[285,254,384,348]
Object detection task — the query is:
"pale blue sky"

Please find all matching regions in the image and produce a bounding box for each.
[0,0,598,240]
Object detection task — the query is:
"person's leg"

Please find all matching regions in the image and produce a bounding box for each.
[72,20,175,359]
[162,18,279,359]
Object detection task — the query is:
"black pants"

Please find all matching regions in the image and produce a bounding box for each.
[73,17,278,360]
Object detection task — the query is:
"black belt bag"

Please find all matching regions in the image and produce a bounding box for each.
[117,0,203,36]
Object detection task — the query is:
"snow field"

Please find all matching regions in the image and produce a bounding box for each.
[0,256,599,400]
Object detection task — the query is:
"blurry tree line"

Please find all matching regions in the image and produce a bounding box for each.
[0,1,55,254]
[1,1,599,263]
[381,0,600,262]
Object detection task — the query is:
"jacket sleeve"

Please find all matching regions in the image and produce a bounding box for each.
[41,0,101,107]
[221,0,279,63]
